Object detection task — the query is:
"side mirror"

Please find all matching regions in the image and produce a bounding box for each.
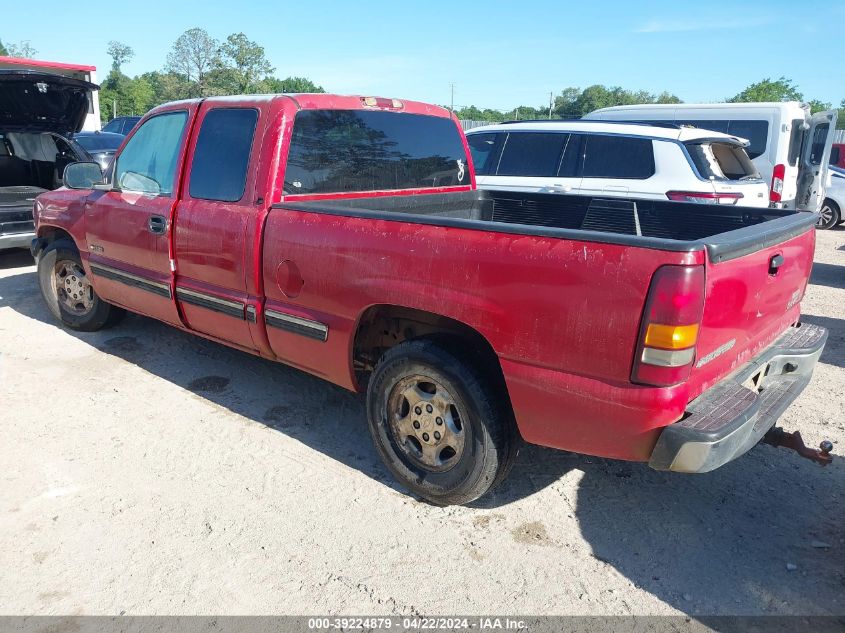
[63,162,104,189]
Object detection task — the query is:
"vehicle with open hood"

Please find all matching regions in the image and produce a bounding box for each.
[0,69,98,250]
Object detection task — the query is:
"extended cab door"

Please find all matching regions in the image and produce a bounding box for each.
[172,105,263,351]
[84,106,196,326]
[796,110,838,212]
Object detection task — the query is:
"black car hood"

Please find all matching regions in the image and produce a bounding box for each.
[0,70,99,133]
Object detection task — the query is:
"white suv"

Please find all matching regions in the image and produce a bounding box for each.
[466,120,769,208]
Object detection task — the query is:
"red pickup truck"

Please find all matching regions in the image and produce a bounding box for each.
[30,94,829,505]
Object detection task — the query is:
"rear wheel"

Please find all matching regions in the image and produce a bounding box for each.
[817,199,840,230]
[366,339,518,505]
[37,241,124,331]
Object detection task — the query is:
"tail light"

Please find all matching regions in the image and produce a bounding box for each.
[770,163,785,203]
[667,191,744,205]
[632,265,705,387]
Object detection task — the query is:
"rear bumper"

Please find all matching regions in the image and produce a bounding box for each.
[649,322,827,473]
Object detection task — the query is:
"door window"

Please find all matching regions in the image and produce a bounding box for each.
[809,123,830,166]
[466,133,502,176]
[496,132,567,177]
[582,135,655,179]
[189,108,258,202]
[114,111,188,196]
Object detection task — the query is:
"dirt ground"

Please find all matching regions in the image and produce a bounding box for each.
[0,229,843,617]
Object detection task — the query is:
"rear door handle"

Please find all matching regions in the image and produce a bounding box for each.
[148,215,166,235]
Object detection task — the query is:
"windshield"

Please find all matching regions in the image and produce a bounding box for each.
[75,134,122,152]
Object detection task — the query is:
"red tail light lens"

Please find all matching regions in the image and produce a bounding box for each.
[667,191,744,205]
[770,164,785,203]
[632,265,705,387]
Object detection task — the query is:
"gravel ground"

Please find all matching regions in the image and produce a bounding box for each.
[0,229,843,616]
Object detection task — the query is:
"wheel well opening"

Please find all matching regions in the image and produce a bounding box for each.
[352,305,508,394]
[38,227,74,247]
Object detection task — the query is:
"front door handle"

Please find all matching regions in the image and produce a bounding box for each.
[148,215,166,235]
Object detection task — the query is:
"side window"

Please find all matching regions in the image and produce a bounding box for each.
[114,111,188,195]
[466,133,501,176]
[678,119,729,134]
[830,146,840,166]
[102,119,119,134]
[788,119,805,167]
[582,135,655,179]
[189,108,258,202]
[557,133,582,177]
[809,123,830,166]
[726,120,769,160]
[496,133,567,177]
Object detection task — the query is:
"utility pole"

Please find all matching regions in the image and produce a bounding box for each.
[450,83,454,112]
[548,91,553,119]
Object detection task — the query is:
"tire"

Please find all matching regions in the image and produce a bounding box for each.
[37,241,125,331]
[366,339,518,505]
[817,199,840,230]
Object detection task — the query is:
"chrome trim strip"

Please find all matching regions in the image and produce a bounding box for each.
[175,287,245,319]
[89,262,172,298]
[245,305,257,323]
[264,309,328,342]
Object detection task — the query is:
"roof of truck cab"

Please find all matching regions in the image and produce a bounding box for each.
[152,94,454,118]
[465,120,750,145]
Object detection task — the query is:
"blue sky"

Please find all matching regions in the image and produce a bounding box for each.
[4,0,844,110]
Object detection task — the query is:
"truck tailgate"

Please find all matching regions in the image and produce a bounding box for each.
[688,218,816,396]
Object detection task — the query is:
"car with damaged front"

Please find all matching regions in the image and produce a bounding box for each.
[0,69,98,250]
[29,93,833,505]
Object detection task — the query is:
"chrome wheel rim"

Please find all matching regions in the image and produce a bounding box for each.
[52,260,94,315]
[387,374,465,472]
[818,204,835,227]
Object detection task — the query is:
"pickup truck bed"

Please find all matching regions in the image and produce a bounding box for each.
[30,93,827,505]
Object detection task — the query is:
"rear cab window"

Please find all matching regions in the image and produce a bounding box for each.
[283,110,470,195]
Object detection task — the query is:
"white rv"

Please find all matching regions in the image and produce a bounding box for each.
[586,102,837,212]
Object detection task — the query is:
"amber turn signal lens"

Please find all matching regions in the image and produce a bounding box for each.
[644,323,699,350]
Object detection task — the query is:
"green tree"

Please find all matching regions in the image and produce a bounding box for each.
[807,99,832,114]
[0,39,8,56]
[552,84,682,119]
[727,77,802,103]
[259,76,325,93]
[6,40,37,58]
[165,28,220,97]
[106,41,134,73]
[217,32,274,93]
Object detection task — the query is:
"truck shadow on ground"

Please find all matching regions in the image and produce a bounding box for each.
[810,262,845,290]
[1,261,843,616]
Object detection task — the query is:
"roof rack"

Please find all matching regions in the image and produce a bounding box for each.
[497,119,682,129]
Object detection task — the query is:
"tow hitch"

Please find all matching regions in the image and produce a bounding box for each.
[763,427,834,466]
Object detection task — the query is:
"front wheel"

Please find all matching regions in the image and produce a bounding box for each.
[37,241,124,331]
[817,200,841,230]
[366,339,518,505]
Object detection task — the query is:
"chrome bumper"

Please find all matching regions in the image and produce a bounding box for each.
[649,322,828,473]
